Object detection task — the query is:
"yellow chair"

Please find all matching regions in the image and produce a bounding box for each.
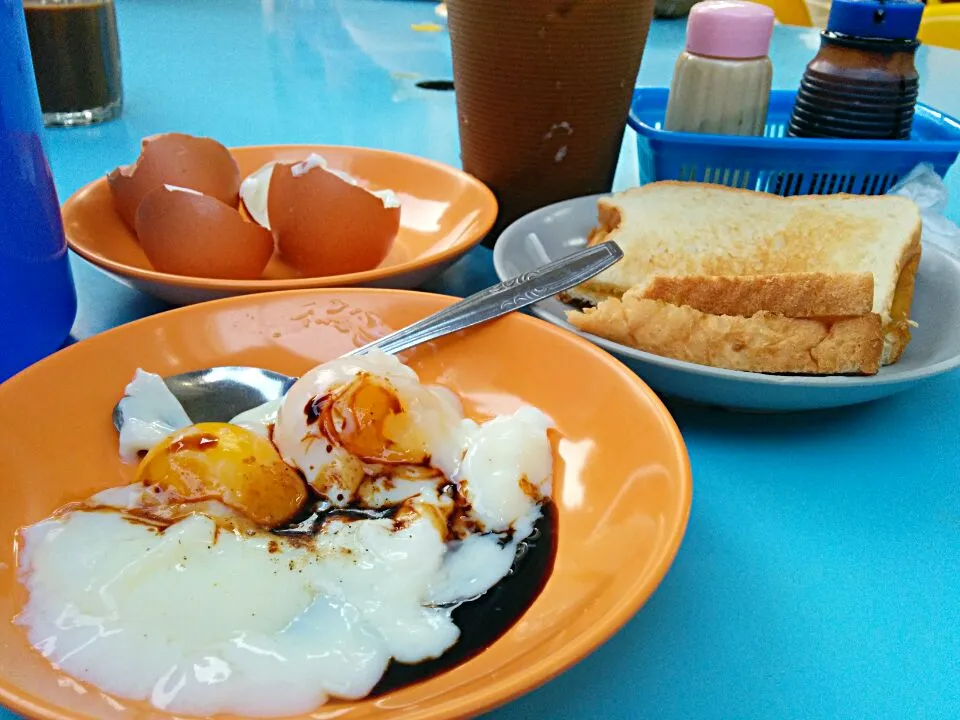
[753,0,813,26]
[919,3,960,51]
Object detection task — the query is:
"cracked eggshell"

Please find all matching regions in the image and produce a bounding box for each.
[134,185,274,280]
[108,133,242,231]
[268,161,400,277]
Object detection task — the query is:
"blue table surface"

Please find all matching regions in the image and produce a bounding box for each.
[28,2,960,718]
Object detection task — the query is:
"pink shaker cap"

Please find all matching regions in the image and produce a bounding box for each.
[685,0,775,59]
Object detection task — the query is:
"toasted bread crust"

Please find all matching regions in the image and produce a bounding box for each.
[567,292,884,375]
[640,272,875,318]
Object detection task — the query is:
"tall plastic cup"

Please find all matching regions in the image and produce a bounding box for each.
[0,0,78,382]
[446,0,655,245]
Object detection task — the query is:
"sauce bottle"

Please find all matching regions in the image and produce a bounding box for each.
[787,0,923,139]
[0,0,77,382]
[664,0,775,136]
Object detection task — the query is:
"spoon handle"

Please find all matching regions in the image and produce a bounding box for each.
[345,240,623,358]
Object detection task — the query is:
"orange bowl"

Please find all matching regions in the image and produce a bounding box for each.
[0,289,691,720]
[62,146,498,305]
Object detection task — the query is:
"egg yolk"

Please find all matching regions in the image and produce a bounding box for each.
[135,422,308,529]
[320,376,430,466]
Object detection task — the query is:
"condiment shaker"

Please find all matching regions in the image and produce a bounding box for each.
[787,0,923,140]
[664,0,775,136]
[1,0,78,382]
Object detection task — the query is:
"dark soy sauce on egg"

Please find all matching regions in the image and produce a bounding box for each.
[370,502,557,695]
[271,380,559,696]
[273,499,557,692]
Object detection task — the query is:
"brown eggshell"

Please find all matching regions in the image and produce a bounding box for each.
[108,133,242,231]
[134,186,275,280]
[268,163,400,277]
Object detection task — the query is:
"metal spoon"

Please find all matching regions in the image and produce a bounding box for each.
[113,240,622,430]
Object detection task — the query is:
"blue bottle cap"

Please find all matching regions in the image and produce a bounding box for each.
[826,0,923,40]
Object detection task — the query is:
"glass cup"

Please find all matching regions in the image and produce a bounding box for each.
[22,0,123,127]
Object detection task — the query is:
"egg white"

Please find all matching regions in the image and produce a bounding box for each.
[273,351,469,506]
[16,502,458,717]
[117,370,191,463]
[458,406,554,532]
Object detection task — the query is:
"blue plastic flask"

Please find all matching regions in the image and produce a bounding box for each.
[0,0,78,382]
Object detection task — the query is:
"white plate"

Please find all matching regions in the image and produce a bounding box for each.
[493,194,960,412]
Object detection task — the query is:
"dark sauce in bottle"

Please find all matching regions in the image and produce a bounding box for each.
[24,0,122,119]
[787,0,923,140]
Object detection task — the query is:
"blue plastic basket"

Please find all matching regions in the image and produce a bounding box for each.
[628,87,960,196]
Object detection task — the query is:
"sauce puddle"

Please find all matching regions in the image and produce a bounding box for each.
[274,498,558,694]
[372,502,557,695]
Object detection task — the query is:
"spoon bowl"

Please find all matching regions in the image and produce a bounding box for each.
[112,367,295,432]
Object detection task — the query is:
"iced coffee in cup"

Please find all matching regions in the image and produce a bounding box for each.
[446,0,654,245]
[24,0,123,127]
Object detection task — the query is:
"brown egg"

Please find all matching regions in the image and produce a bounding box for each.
[268,161,400,276]
[134,185,274,280]
[108,132,241,230]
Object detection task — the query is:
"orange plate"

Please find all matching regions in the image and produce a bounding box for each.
[0,289,691,720]
[62,146,498,305]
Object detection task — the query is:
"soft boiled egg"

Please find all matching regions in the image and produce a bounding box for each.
[266,155,401,277]
[15,495,461,716]
[134,422,308,529]
[270,349,554,535]
[108,133,241,230]
[15,354,555,717]
[457,407,554,533]
[272,350,467,506]
[135,185,275,280]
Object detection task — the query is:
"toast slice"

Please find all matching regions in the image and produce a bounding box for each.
[640,272,875,318]
[562,182,922,364]
[567,291,884,375]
